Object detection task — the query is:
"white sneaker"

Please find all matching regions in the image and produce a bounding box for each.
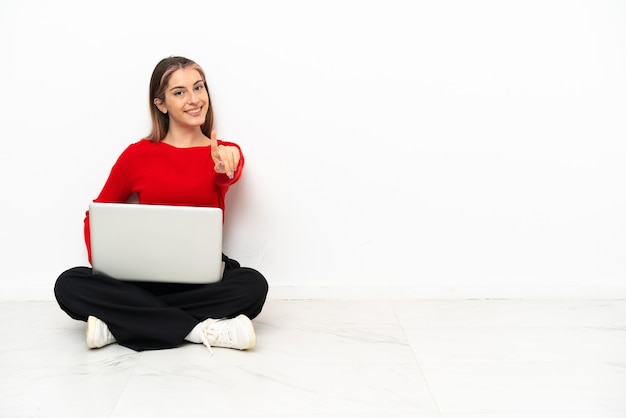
[86,316,116,349]
[200,314,256,353]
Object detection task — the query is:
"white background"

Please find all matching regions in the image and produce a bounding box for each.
[1,0,625,300]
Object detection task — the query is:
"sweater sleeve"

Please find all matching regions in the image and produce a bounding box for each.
[84,144,137,263]
[212,140,245,217]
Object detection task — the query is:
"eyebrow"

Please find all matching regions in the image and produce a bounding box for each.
[169,80,204,91]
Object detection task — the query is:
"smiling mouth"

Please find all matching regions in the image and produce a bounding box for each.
[186,107,203,117]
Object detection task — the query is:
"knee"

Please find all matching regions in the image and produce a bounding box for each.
[247,268,269,300]
[54,266,91,300]
[240,268,268,318]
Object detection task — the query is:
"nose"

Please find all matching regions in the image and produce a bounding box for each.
[188,90,199,104]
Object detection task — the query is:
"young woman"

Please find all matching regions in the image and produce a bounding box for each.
[54,56,268,353]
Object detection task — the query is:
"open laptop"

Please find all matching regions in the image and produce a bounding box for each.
[89,202,223,284]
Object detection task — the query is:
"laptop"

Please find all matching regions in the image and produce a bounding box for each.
[89,202,223,284]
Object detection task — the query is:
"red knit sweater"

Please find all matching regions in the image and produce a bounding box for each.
[83,139,244,263]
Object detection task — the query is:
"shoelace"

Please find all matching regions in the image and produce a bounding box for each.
[200,319,234,355]
[200,332,214,355]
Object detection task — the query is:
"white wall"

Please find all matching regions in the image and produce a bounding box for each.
[1,0,625,300]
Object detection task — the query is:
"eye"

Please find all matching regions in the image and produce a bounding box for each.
[194,84,205,91]
[173,90,184,97]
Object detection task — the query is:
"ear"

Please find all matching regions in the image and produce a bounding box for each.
[153,98,167,114]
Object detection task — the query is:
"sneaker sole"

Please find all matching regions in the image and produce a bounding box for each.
[236,314,256,350]
[86,315,99,348]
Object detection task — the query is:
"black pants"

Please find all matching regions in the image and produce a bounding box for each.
[54,255,268,351]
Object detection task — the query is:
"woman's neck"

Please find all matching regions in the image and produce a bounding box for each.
[162,127,209,148]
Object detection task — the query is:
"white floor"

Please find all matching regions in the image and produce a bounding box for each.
[1,298,625,417]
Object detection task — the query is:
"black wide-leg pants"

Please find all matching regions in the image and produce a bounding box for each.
[54,256,268,351]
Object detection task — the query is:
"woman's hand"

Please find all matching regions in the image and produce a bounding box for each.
[210,130,240,179]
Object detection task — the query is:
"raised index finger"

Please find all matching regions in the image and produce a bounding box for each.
[210,130,220,160]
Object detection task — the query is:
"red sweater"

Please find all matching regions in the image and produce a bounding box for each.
[84,139,244,263]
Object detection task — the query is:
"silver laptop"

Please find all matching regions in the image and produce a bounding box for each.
[89,202,223,284]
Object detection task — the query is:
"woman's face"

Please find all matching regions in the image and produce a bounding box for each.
[156,67,209,130]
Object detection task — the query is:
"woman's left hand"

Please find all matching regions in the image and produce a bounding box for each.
[210,130,240,179]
